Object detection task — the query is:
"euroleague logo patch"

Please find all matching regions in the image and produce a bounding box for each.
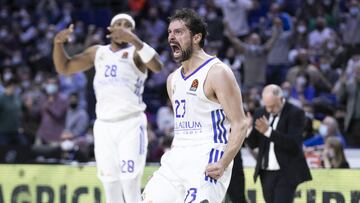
[122,51,128,59]
[190,79,199,91]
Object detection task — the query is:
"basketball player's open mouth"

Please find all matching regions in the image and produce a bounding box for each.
[170,44,181,55]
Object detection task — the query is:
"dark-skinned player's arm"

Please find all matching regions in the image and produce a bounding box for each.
[53,24,98,75]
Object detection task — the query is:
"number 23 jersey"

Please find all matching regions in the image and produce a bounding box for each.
[94,45,147,121]
[170,57,230,147]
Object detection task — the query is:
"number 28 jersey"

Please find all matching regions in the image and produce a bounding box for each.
[94,45,147,121]
[170,57,230,147]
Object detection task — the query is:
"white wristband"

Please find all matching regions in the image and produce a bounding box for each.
[137,42,156,63]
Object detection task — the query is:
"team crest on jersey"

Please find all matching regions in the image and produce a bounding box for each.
[190,79,199,91]
[122,51,128,59]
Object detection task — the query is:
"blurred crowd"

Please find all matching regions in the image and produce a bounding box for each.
[0,0,359,168]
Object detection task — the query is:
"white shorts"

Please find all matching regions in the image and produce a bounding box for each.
[142,144,232,203]
[94,113,148,182]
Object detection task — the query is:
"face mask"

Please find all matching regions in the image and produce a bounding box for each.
[35,74,44,84]
[327,41,336,50]
[260,100,265,107]
[46,32,55,40]
[320,63,331,72]
[12,55,22,65]
[327,148,335,158]
[249,45,258,52]
[21,80,31,89]
[322,0,331,6]
[45,84,58,95]
[297,25,306,34]
[21,18,31,28]
[38,22,48,31]
[305,112,314,119]
[207,11,217,20]
[350,6,360,16]
[296,76,307,87]
[319,124,328,137]
[250,94,261,102]
[0,9,8,18]
[74,26,83,35]
[0,28,8,38]
[198,6,207,17]
[283,90,289,98]
[61,140,75,151]
[3,72,13,81]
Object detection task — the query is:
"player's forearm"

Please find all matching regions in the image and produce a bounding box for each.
[53,42,71,75]
[131,36,164,72]
[146,54,163,73]
[219,121,247,168]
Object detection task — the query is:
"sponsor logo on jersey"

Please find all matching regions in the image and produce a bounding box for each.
[174,121,202,134]
[190,79,199,91]
[122,51,128,59]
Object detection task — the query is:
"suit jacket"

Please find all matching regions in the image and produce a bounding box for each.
[247,102,312,186]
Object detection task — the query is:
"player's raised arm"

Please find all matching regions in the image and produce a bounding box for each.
[205,63,248,179]
[53,24,98,75]
[107,26,163,73]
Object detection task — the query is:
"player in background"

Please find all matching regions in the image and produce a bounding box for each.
[52,13,163,203]
[142,8,248,203]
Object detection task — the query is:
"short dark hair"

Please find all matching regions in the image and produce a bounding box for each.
[169,8,208,48]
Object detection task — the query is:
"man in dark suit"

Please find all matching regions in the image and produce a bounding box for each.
[246,84,312,203]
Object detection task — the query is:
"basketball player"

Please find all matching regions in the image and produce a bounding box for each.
[142,8,248,203]
[52,14,163,203]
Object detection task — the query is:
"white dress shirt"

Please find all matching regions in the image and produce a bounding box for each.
[263,114,281,170]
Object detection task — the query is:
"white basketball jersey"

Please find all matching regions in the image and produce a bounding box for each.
[94,45,147,121]
[170,57,231,147]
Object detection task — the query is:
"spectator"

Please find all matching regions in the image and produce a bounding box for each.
[341,0,360,58]
[155,98,173,137]
[58,72,88,109]
[322,136,350,168]
[204,4,224,50]
[334,60,360,147]
[293,19,309,49]
[21,79,45,145]
[35,75,68,146]
[318,54,339,85]
[308,17,334,52]
[223,46,243,87]
[213,0,257,38]
[304,116,346,147]
[290,72,316,104]
[302,102,317,141]
[60,92,89,161]
[286,48,332,95]
[142,6,167,49]
[281,81,303,108]
[0,78,26,145]
[61,92,89,139]
[266,13,294,85]
[266,2,293,31]
[225,18,281,89]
